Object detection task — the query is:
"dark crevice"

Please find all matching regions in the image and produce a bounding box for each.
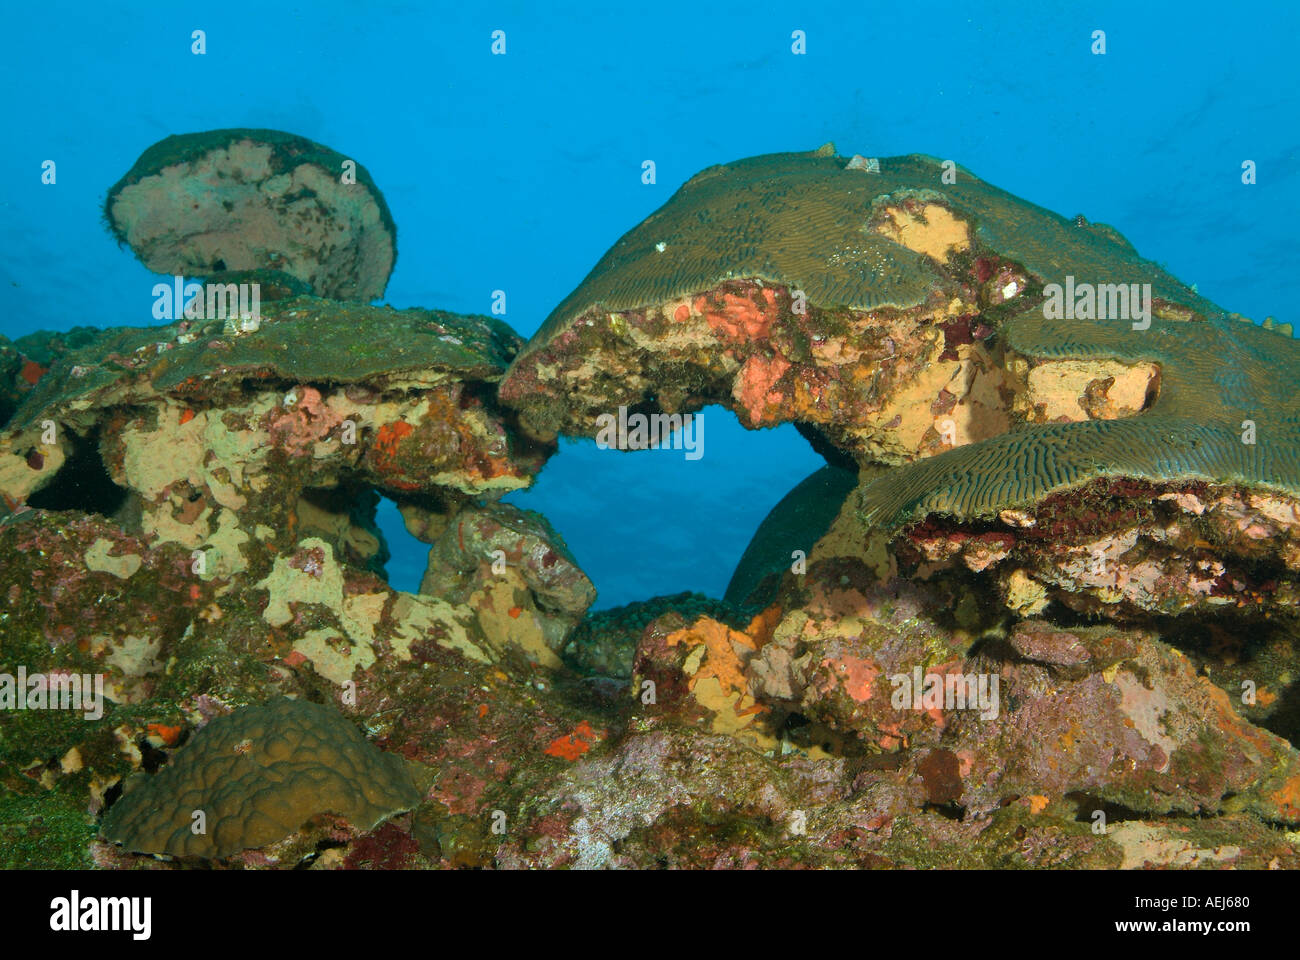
[25,430,129,517]
[922,802,966,821]
[794,421,856,471]
[1066,792,1232,825]
[1160,614,1300,748]
[776,710,866,758]
[1260,682,1300,748]
[1066,793,1149,824]
[100,779,123,814]
[136,737,172,774]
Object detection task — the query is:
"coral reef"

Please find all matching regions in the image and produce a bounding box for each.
[417,502,596,670]
[725,464,859,607]
[3,137,1298,872]
[896,478,1300,619]
[564,592,748,677]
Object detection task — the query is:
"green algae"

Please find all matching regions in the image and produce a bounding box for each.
[11,327,112,367]
[0,788,97,869]
[9,296,522,432]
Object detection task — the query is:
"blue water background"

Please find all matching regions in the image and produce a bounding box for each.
[2,1,1296,606]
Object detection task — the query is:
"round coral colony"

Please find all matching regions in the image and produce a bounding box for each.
[104,128,398,302]
[99,699,422,859]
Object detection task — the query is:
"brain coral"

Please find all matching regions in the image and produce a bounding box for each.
[499,145,1223,456]
[857,310,1300,530]
[520,145,1220,349]
[100,698,422,859]
[498,142,1297,541]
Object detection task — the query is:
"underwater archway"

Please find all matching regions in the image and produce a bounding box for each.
[486,404,826,609]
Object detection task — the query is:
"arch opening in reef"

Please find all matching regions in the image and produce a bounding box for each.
[501,404,826,609]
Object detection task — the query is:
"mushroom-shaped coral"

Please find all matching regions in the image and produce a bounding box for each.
[99,698,422,858]
[498,145,1217,466]
[104,128,397,301]
[0,296,542,549]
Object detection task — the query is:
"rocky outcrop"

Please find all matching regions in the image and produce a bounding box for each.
[6,139,1298,871]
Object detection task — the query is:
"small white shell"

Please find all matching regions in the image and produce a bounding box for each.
[846,155,880,173]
